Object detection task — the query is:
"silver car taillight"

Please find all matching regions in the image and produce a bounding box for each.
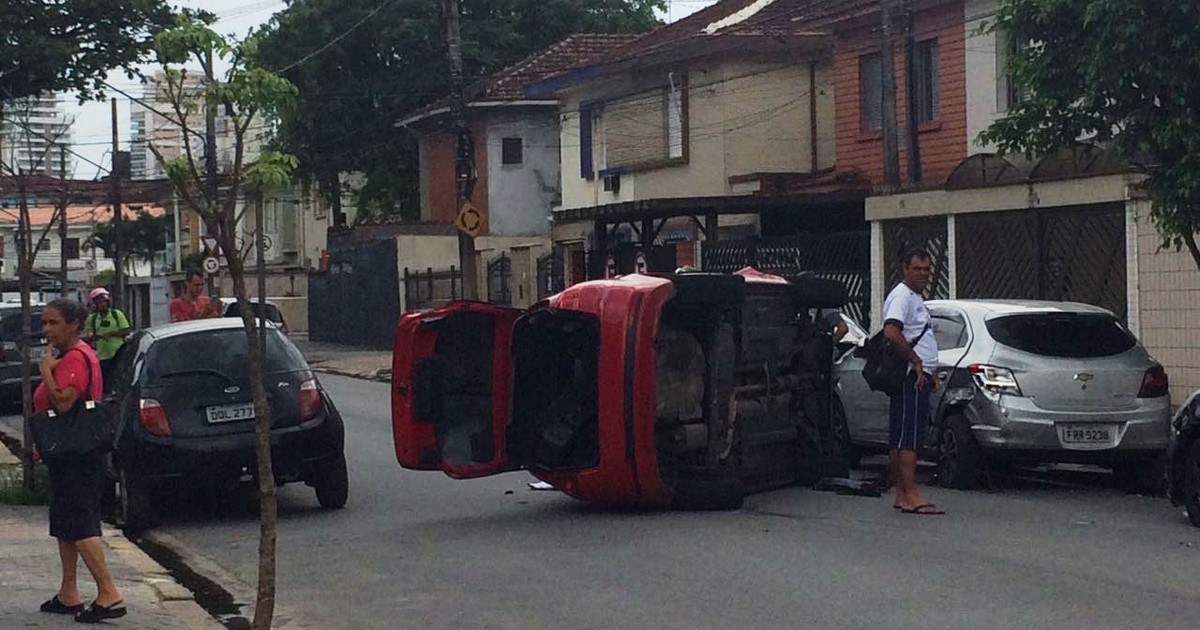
[967,364,1023,396]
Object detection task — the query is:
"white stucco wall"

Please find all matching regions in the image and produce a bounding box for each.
[965,0,1002,153]
[485,110,560,236]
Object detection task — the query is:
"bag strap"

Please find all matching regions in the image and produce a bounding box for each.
[909,323,931,347]
[61,345,96,403]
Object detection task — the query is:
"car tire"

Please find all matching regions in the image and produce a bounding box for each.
[1113,458,1167,497]
[1182,440,1200,528]
[313,453,349,509]
[938,414,982,489]
[117,466,157,534]
[830,396,863,468]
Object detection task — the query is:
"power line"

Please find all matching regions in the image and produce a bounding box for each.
[274,0,395,74]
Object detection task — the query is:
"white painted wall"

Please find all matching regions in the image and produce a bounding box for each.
[965,0,1003,153]
[485,110,561,236]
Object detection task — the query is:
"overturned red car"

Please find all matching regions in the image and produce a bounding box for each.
[391,269,846,509]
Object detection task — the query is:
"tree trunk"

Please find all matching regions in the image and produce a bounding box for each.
[1183,228,1200,274]
[17,183,36,488]
[219,215,278,630]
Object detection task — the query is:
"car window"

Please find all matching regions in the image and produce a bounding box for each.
[985,313,1136,358]
[931,313,968,350]
[141,329,306,385]
[0,311,43,342]
[107,334,141,393]
[224,301,283,324]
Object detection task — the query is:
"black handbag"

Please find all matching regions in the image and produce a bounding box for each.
[29,348,116,457]
[861,324,930,394]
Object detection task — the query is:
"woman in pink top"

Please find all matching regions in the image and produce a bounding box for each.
[35,299,125,623]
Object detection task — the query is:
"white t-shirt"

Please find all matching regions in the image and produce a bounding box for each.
[882,283,938,373]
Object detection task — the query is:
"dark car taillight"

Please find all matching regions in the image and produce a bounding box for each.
[1138,365,1169,398]
[138,398,172,436]
[299,379,321,421]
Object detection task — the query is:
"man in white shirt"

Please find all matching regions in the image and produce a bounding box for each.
[882,248,943,515]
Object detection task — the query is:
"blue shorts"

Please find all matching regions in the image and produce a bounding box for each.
[888,370,932,451]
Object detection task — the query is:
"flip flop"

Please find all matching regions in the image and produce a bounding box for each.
[900,503,945,515]
[75,600,126,624]
[40,595,85,615]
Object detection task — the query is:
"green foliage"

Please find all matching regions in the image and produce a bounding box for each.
[980,0,1200,268]
[0,462,51,506]
[254,0,664,221]
[86,211,172,264]
[93,269,117,288]
[0,0,176,101]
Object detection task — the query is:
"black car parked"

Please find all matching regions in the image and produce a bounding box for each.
[0,305,46,405]
[1168,390,1200,527]
[107,318,347,531]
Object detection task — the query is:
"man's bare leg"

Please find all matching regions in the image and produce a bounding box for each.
[56,540,83,606]
[889,448,905,507]
[75,537,123,607]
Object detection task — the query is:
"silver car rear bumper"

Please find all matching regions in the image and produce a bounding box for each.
[966,394,1171,453]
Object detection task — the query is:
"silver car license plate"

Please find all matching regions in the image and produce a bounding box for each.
[1058,423,1115,447]
[206,403,255,423]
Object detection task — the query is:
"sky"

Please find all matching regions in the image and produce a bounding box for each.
[67,0,717,179]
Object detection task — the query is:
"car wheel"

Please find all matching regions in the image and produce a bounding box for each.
[1183,441,1200,528]
[938,414,982,489]
[116,466,157,534]
[313,453,349,509]
[1113,458,1167,497]
[830,396,863,468]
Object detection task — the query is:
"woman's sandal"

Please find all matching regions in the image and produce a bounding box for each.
[75,600,126,624]
[40,595,85,614]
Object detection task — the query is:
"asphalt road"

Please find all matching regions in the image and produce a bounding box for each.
[145,374,1200,630]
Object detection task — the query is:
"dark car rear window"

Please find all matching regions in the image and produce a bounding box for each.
[141,329,306,384]
[985,313,1137,358]
[0,311,43,341]
[224,302,283,324]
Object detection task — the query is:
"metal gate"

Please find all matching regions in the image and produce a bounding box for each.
[536,252,565,299]
[702,231,871,327]
[308,238,400,349]
[487,254,512,305]
[882,217,951,301]
[956,205,1126,319]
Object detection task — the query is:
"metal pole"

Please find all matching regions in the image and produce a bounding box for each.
[112,98,125,307]
[59,149,68,296]
[441,0,479,300]
[256,191,266,359]
[173,193,182,272]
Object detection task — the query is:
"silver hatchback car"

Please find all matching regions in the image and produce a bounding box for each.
[833,300,1172,491]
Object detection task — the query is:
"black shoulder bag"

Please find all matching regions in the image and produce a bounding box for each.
[861,323,930,394]
[29,348,116,458]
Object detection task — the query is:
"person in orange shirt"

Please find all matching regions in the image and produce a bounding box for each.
[169,269,222,323]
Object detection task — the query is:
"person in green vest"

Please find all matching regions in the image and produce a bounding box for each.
[83,288,130,387]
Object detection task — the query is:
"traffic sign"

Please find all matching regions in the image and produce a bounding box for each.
[454,202,484,238]
[201,236,220,256]
[202,256,220,274]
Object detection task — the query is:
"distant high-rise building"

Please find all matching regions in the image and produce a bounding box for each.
[130,71,263,180]
[0,93,74,176]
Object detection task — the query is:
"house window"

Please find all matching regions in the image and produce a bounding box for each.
[600,73,688,169]
[860,53,883,132]
[38,240,51,252]
[913,40,939,123]
[501,137,523,165]
[995,31,1023,112]
[62,238,80,259]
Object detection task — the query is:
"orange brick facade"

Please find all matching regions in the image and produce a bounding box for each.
[833,1,967,188]
[420,124,490,233]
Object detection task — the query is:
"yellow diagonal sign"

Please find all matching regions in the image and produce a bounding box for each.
[454,202,484,238]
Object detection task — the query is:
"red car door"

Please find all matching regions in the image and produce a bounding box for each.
[391,302,523,478]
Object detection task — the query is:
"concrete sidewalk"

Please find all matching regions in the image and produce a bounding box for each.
[293,339,391,383]
[0,420,220,630]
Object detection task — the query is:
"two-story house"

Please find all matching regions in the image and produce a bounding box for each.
[528,0,879,320]
[399,34,637,309]
[829,0,1197,400]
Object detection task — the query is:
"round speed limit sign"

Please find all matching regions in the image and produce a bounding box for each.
[202,256,220,274]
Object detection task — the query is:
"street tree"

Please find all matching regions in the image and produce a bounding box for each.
[980,0,1200,271]
[0,102,73,487]
[147,15,299,629]
[86,210,173,274]
[254,0,663,221]
[0,0,175,102]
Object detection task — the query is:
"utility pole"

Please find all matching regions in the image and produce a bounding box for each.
[111,98,125,308]
[441,0,479,300]
[902,0,922,185]
[59,148,69,296]
[204,46,220,295]
[880,0,901,192]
